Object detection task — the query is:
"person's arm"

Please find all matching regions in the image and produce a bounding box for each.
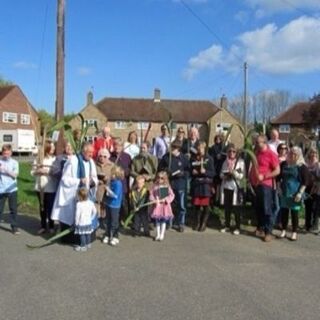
[295,165,309,202]
[164,186,175,204]
[3,159,19,179]
[75,203,81,226]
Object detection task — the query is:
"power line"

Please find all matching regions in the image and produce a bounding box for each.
[278,0,319,18]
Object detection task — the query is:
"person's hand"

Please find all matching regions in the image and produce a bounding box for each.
[81,177,88,185]
[258,174,264,182]
[103,176,109,183]
[200,168,206,174]
[156,197,160,206]
[143,174,150,181]
[192,169,198,175]
[294,192,302,203]
[0,166,7,174]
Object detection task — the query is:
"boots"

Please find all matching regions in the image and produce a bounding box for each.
[155,223,161,241]
[159,222,166,241]
[199,207,210,232]
[194,209,201,231]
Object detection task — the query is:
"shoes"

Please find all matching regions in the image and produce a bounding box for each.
[290,232,297,241]
[110,238,119,246]
[74,246,87,252]
[113,238,119,244]
[279,230,286,239]
[233,229,240,236]
[86,244,92,249]
[178,226,184,233]
[102,236,109,244]
[37,228,46,235]
[220,228,230,233]
[12,227,20,235]
[154,235,161,241]
[255,229,265,237]
[263,234,273,243]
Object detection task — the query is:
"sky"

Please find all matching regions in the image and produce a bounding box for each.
[0,0,320,114]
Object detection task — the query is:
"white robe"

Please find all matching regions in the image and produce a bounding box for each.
[51,155,98,226]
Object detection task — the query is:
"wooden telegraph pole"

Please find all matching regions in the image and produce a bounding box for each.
[55,0,65,154]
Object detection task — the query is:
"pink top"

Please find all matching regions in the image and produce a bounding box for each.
[250,147,279,187]
[149,184,175,220]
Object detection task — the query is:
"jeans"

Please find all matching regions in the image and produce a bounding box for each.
[254,185,274,235]
[173,189,187,226]
[0,191,18,229]
[80,234,91,247]
[106,206,120,239]
[37,192,55,229]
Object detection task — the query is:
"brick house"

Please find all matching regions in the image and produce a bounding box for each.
[0,85,39,152]
[69,90,244,148]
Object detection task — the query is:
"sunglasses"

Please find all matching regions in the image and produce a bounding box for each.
[228,150,236,153]
[280,147,288,150]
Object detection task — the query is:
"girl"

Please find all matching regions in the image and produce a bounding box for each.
[191,141,215,232]
[31,140,58,235]
[278,147,309,241]
[220,144,245,235]
[150,171,175,241]
[103,165,124,246]
[124,131,140,160]
[74,187,97,252]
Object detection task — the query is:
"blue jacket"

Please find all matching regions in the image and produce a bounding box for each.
[105,179,123,209]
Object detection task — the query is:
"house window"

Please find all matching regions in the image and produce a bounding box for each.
[3,134,13,142]
[216,122,231,133]
[3,112,18,123]
[85,119,97,127]
[115,121,126,129]
[137,122,149,130]
[279,124,290,133]
[21,114,31,125]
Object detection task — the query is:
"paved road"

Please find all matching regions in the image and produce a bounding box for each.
[0,214,320,320]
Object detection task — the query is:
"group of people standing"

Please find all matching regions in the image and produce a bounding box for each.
[0,125,319,250]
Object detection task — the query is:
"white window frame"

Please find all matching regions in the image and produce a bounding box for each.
[115,121,126,129]
[279,124,290,133]
[20,114,31,125]
[137,122,149,130]
[3,112,18,124]
[216,122,231,133]
[85,119,97,127]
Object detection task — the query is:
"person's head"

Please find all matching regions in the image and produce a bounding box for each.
[277,143,288,157]
[176,127,185,140]
[160,124,168,137]
[102,126,111,139]
[77,187,88,202]
[44,140,55,157]
[214,134,223,145]
[270,129,279,141]
[97,148,110,164]
[135,175,146,189]
[81,142,94,161]
[255,135,268,151]
[140,141,150,156]
[197,141,207,156]
[128,131,138,144]
[171,141,181,156]
[189,127,199,141]
[1,144,12,159]
[226,143,237,160]
[155,171,169,186]
[288,146,305,166]
[306,147,319,163]
[64,141,73,156]
[114,138,123,154]
[110,165,125,180]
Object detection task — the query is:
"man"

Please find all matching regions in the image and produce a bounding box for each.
[182,127,200,159]
[51,142,98,235]
[158,142,189,232]
[249,135,280,242]
[93,126,114,159]
[268,128,282,155]
[110,138,131,221]
[0,145,19,234]
[131,141,158,189]
[153,124,170,160]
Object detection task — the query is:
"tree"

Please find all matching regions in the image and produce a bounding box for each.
[302,93,320,129]
[0,76,13,87]
[37,109,55,134]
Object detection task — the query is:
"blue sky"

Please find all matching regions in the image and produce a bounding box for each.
[1,0,320,113]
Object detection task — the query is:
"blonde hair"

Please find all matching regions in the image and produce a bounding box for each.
[306,147,319,161]
[111,165,125,180]
[77,187,88,201]
[290,146,306,166]
[156,171,170,186]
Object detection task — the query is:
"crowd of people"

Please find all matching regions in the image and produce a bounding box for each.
[0,125,319,251]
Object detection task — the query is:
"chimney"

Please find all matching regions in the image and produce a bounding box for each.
[154,88,161,103]
[220,94,228,109]
[87,91,94,105]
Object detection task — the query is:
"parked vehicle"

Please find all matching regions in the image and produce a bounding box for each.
[0,129,37,154]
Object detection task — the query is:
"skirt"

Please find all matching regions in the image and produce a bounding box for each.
[193,197,210,206]
[74,224,93,235]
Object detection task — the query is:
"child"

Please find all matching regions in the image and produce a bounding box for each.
[150,171,175,241]
[103,165,124,246]
[74,187,97,252]
[130,175,150,237]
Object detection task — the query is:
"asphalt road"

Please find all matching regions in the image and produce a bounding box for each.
[0,214,320,320]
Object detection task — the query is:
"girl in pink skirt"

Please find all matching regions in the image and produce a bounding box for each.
[150,171,175,241]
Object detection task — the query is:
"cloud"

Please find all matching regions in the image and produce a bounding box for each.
[13,61,37,70]
[234,10,249,24]
[184,16,320,78]
[76,67,92,76]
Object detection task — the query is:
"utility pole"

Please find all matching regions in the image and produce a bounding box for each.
[55,0,65,154]
[243,62,248,134]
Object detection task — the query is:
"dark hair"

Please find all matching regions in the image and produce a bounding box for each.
[277,143,288,154]
[44,140,54,156]
[171,141,181,150]
[127,131,138,143]
[2,144,12,152]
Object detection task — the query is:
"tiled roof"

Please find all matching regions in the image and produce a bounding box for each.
[271,102,311,125]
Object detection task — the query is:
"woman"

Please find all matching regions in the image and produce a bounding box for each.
[190,141,215,232]
[124,131,140,160]
[305,148,320,232]
[220,144,245,235]
[278,146,309,241]
[173,126,187,148]
[31,140,58,234]
[277,143,288,163]
[95,148,114,221]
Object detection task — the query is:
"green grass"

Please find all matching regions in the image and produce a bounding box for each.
[17,162,39,215]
